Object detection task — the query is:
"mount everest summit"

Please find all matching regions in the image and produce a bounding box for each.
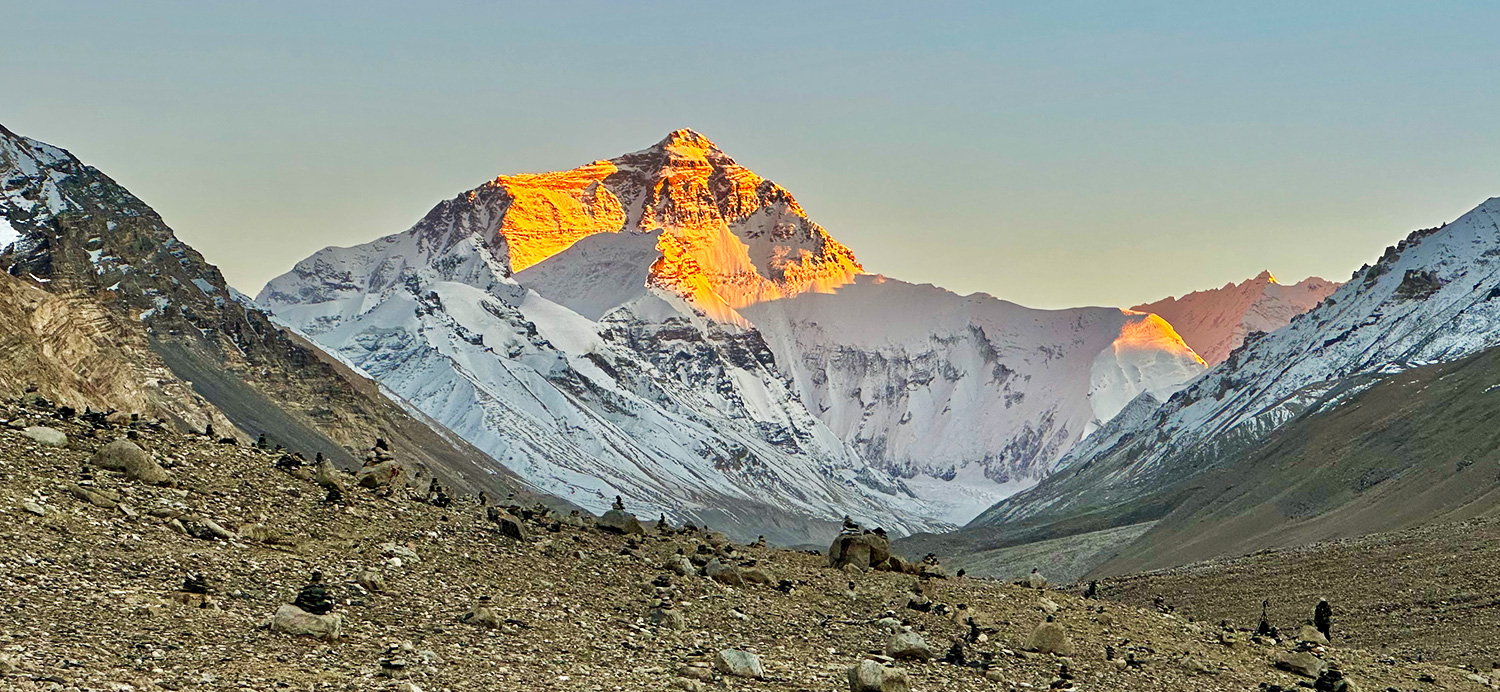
[258,129,1207,535]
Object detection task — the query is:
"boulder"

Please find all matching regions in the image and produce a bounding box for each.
[487,509,530,542]
[314,459,346,492]
[1297,624,1329,645]
[1028,571,1049,590]
[23,426,67,447]
[356,460,404,488]
[598,509,645,535]
[866,533,891,567]
[1275,651,1328,679]
[704,559,745,587]
[356,569,387,593]
[828,533,873,571]
[1023,621,1074,656]
[884,631,933,661]
[848,659,911,692]
[91,439,170,484]
[669,555,696,576]
[270,604,343,640]
[714,649,764,679]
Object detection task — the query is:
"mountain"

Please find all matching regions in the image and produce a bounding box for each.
[260,129,1206,535]
[1132,271,1340,365]
[946,196,1500,578]
[0,122,546,503]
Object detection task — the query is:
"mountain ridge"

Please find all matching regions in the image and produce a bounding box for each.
[260,129,1207,534]
[1132,270,1340,365]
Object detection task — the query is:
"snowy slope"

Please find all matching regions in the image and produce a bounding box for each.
[975,197,1500,527]
[262,129,1207,530]
[739,276,1204,523]
[261,218,941,540]
[1133,271,1339,365]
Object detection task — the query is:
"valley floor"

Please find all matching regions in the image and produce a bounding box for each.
[1100,518,1500,674]
[0,402,1487,691]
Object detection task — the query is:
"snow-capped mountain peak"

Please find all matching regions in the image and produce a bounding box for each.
[260,131,1207,535]
[1133,270,1340,365]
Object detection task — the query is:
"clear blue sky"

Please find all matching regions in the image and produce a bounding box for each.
[5,1,1499,308]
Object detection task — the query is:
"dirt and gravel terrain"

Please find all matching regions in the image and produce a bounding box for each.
[1098,517,1500,674]
[0,398,1489,691]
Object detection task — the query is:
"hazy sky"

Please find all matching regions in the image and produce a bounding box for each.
[5,1,1499,309]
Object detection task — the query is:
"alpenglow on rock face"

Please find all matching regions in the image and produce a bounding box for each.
[1133,271,1340,366]
[259,129,1206,534]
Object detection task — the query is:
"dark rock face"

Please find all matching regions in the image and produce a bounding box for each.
[0,122,545,507]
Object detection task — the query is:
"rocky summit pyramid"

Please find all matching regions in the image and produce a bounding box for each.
[260,130,1207,534]
[0,122,544,502]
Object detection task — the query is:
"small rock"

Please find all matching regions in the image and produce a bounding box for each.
[1023,620,1074,656]
[598,508,645,535]
[356,569,387,593]
[1297,624,1330,645]
[884,631,933,661]
[650,607,686,630]
[20,500,46,516]
[669,555,696,576]
[1274,651,1328,679]
[849,659,911,692]
[269,604,343,641]
[714,649,765,679]
[91,439,171,484]
[704,559,745,587]
[23,426,67,447]
[379,542,421,563]
[356,460,404,488]
[487,509,530,542]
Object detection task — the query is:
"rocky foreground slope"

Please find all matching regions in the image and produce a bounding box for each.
[0,398,1486,691]
[0,121,547,503]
